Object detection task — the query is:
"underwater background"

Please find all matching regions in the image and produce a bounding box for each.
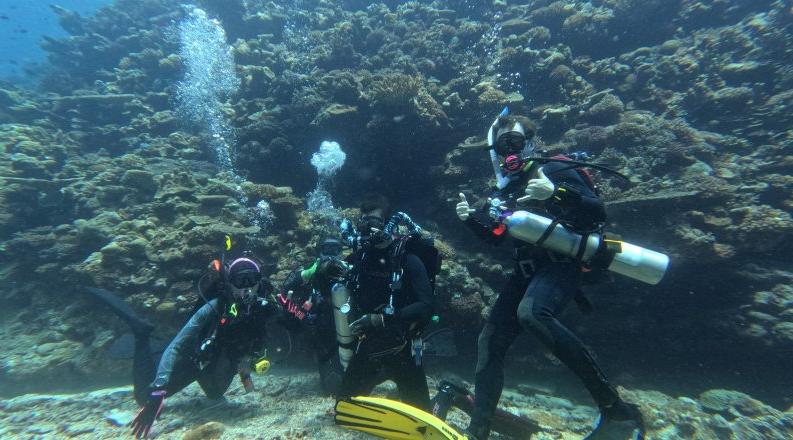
[0,0,791,439]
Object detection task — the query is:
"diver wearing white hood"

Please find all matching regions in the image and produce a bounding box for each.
[456,108,646,440]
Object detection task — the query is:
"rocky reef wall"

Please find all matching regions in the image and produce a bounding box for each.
[0,0,791,410]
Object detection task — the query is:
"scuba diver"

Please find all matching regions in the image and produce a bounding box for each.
[454,109,646,440]
[278,237,350,395]
[332,195,541,440]
[85,251,278,439]
[333,193,436,412]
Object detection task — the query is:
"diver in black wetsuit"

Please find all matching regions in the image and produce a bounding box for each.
[278,238,349,395]
[456,111,645,440]
[86,254,278,439]
[335,194,435,410]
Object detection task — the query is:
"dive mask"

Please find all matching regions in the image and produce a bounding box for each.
[359,215,392,249]
[494,131,526,156]
[227,257,262,289]
[229,269,261,289]
[319,238,344,258]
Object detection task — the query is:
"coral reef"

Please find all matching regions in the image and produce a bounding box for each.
[0,0,792,432]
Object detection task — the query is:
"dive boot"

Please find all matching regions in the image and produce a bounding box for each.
[584,399,645,440]
[462,426,488,440]
[434,379,538,439]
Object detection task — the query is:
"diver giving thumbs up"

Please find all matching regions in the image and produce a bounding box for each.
[456,193,476,221]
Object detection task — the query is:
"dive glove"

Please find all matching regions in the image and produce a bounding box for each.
[302,258,349,287]
[456,193,475,221]
[518,167,555,203]
[317,257,350,282]
[130,389,166,439]
[349,313,385,335]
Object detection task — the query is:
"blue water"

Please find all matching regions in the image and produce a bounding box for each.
[0,0,112,81]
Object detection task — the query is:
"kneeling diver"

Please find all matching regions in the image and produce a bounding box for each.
[278,237,350,395]
[86,252,278,438]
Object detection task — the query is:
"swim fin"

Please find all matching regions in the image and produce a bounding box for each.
[335,395,468,440]
[85,287,154,336]
[107,332,169,359]
[585,400,645,440]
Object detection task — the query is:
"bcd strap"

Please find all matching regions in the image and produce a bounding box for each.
[575,232,590,262]
[588,235,622,270]
[339,340,357,350]
[535,218,560,247]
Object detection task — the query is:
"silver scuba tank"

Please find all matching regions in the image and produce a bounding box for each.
[503,210,669,285]
[331,282,354,370]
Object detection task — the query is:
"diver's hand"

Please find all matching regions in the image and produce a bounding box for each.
[456,193,475,221]
[130,390,166,439]
[317,257,350,282]
[518,168,555,203]
[349,313,385,336]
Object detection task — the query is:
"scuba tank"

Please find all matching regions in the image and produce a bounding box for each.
[331,282,355,370]
[504,210,669,285]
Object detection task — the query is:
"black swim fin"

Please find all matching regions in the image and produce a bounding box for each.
[85,287,154,336]
[585,400,645,440]
[107,332,169,359]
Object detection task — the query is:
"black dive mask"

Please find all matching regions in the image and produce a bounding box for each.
[494,131,526,156]
[358,215,392,249]
[229,269,261,289]
[358,215,385,234]
[319,239,344,258]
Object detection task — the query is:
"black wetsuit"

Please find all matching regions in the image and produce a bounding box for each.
[465,159,616,438]
[281,265,344,394]
[337,246,434,410]
[133,284,275,405]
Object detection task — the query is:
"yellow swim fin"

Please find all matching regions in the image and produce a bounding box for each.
[335,396,467,440]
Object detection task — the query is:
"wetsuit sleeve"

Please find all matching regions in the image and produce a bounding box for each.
[281,269,306,293]
[391,254,434,325]
[151,300,219,389]
[271,271,308,331]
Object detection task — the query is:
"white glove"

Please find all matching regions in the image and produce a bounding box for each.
[518,168,555,203]
[456,193,475,221]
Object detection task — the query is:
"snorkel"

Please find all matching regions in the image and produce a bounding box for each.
[488,107,512,189]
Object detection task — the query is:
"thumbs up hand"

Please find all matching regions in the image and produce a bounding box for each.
[456,193,476,221]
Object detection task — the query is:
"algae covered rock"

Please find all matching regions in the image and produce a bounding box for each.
[312,103,359,126]
[582,93,625,125]
[183,422,226,440]
[120,169,158,193]
[700,389,778,418]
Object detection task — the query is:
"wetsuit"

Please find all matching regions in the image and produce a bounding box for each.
[465,159,616,439]
[337,246,434,410]
[280,265,344,394]
[133,283,275,405]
